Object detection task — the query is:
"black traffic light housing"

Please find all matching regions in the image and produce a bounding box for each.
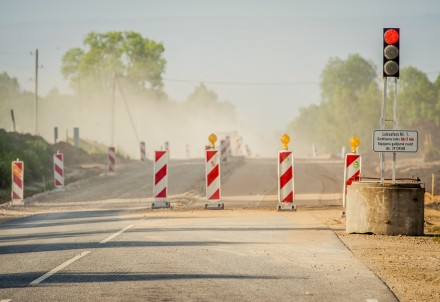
[383,28,400,78]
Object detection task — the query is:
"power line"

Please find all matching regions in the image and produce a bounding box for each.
[163,77,319,86]
[0,50,30,56]
[0,60,32,70]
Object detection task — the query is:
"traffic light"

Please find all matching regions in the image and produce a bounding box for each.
[383,28,400,78]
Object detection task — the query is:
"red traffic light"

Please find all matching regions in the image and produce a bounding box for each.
[384,29,399,44]
[383,28,400,78]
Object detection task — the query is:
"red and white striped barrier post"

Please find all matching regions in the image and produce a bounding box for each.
[235,137,242,155]
[108,147,116,172]
[140,141,146,162]
[220,139,227,163]
[53,151,64,190]
[205,133,223,209]
[226,136,232,156]
[11,159,24,205]
[278,134,296,211]
[152,150,171,209]
[245,144,251,157]
[343,136,361,209]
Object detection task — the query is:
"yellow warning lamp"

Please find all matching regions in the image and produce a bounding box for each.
[208,133,217,149]
[281,134,290,150]
[349,136,360,153]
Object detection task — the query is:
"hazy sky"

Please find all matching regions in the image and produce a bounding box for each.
[1,0,440,136]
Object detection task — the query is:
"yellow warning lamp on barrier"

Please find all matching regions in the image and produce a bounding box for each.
[349,136,360,153]
[281,134,290,150]
[208,133,217,149]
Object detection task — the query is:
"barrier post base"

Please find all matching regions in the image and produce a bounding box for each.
[205,203,224,210]
[277,203,297,211]
[11,200,24,206]
[152,200,171,209]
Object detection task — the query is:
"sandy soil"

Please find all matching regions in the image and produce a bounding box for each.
[309,195,440,302]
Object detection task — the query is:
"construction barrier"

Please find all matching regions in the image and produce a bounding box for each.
[312,143,318,158]
[205,133,223,209]
[140,141,146,161]
[226,136,232,156]
[235,136,242,155]
[53,151,64,189]
[108,147,116,172]
[73,127,80,148]
[11,159,24,205]
[245,144,251,157]
[205,149,223,209]
[343,136,361,209]
[152,150,170,209]
[220,139,227,163]
[343,153,361,208]
[278,134,296,211]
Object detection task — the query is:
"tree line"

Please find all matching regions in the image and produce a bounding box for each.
[287,54,440,160]
[1,31,439,160]
[0,31,237,158]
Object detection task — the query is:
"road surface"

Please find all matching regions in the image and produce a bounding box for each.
[0,157,398,301]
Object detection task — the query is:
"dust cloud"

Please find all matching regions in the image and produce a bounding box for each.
[1,80,286,160]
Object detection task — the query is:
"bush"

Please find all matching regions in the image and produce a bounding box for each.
[0,129,53,191]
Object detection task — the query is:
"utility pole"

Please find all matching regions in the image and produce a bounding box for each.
[111,74,116,146]
[34,48,39,135]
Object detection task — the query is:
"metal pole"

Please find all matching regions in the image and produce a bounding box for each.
[111,74,116,147]
[380,77,387,184]
[392,77,398,183]
[34,49,39,135]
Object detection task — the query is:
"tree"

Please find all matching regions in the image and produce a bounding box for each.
[0,72,21,100]
[320,54,377,102]
[287,54,380,153]
[397,66,438,127]
[184,83,236,122]
[61,31,166,94]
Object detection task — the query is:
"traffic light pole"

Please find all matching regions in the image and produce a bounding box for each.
[392,77,398,183]
[380,77,387,184]
[380,77,398,184]
[381,28,400,184]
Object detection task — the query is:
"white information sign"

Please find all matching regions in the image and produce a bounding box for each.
[373,130,418,152]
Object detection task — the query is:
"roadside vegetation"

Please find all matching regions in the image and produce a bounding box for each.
[0,129,54,200]
[287,54,440,160]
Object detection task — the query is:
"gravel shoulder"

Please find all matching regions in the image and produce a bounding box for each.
[308,200,440,302]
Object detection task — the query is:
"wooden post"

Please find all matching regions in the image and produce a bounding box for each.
[432,173,435,197]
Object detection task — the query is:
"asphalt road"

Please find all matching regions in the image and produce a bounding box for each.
[0,157,398,301]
